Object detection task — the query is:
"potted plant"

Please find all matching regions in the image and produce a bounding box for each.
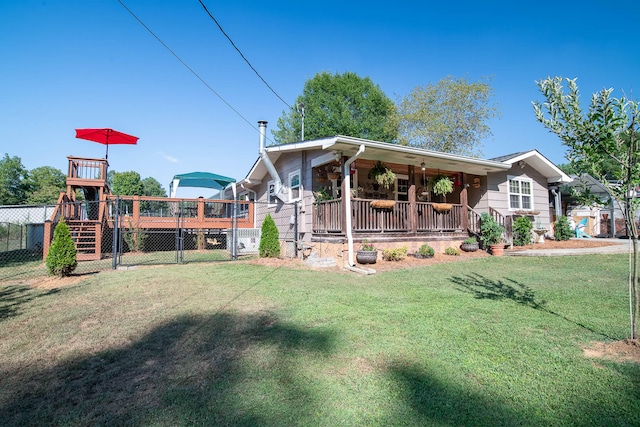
[479,212,506,256]
[415,243,435,259]
[356,239,378,264]
[313,187,333,205]
[432,174,454,211]
[460,237,479,252]
[368,161,396,190]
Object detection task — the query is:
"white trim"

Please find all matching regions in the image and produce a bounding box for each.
[508,175,534,211]
[267,180,276,206]
[288,169,301,202]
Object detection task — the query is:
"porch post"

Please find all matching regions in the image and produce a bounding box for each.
[409,165,417,233]
[460,182,469,232]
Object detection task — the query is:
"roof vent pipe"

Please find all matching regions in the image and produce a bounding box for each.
[258,120,289,202]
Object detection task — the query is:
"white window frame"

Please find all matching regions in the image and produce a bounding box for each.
[508,176,534,211]
[288,169,301,202]
[267,180,276,206]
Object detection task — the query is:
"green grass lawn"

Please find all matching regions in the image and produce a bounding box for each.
[1,255,638,426]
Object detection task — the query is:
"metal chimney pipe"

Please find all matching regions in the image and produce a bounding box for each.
[258,120,267,154]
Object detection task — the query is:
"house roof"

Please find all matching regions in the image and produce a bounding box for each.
[242,136,512,185]
[491,150,572,184]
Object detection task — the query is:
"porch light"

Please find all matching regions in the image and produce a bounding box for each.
[421,161,426,171]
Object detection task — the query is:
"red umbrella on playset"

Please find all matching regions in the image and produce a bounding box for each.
[75,128,139,159]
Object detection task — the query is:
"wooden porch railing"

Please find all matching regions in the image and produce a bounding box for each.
[66,156,109,189]
[313,199,466,234]
[468,207,513,245]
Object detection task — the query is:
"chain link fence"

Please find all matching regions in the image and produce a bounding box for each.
[0,197,276,282]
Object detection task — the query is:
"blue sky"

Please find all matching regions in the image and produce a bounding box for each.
[1,1,639,198]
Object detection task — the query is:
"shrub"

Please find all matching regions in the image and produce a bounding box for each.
[417,244,435,257]
[382,246,408,261]
[259,213,281,257]
[513,216,534,246]
[479,212,505,247]
[46,220,77,277]
[554,216,573,241]
[463,237,477,244]
[444,247,460,256]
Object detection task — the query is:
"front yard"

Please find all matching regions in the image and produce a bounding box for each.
[1,255,639,426]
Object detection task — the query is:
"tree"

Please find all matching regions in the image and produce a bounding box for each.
[141,176,168,214]
[392,76,499,156]
[533,76,640,339]
[46,220,77,277]
[259,213,280,257]
[111,171,144,196]
[272,71,397,144]
[0,154,29,205]
[25,166,66,204]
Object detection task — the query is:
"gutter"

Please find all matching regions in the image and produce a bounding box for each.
[343,144,369,270]
[258,120,290,203]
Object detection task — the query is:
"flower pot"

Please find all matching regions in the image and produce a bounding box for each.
[327,173,340,180]
[460,242,479,252]
[489,244,505,256]
[432,203,452,213]
[356,250,378,264]
[371,200,396,209]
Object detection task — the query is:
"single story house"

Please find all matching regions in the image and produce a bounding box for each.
[234,121,571,265]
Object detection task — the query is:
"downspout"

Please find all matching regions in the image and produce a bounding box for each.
[551,188,561,218]
[258,120,289,202]
[344,145,366,267]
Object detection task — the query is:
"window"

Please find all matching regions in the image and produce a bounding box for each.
[267,180,276,205]
[289,169,301,201]
[508,177,533,210]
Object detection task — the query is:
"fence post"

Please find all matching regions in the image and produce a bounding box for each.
[112,197,119,269]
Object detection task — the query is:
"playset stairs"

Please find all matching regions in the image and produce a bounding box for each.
[67,220,101,261]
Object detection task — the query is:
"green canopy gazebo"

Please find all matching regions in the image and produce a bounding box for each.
[169,172,236,198]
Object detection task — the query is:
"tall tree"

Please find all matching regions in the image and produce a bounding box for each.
[25,166,66,204]
[0,154,29,205]
[141,176,168,213]
[110,171,144,196]
[272,71,397,144]
[392,76,499,157]
[533,76,640,339]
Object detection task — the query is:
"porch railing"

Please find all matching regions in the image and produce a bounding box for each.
[313,199,466,234]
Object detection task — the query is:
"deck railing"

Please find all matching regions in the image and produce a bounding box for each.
[313,198,466,234]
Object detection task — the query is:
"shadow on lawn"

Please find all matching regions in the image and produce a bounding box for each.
[0,285,59,321]
[450,273,615,339]
[0,311,336,426]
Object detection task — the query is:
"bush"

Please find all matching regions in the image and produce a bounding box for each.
[513,216,534,246]
[382,246,408,261]
[554,216,573,241]
[444,247,460,256]
[417,244,435,257]
[479,212,505,247]
[46,220,77,277]
[259,213,281,257]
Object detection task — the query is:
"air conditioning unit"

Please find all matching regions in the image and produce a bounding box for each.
[226,228,261,254]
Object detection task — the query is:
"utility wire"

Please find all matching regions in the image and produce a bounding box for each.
[196,0,292,109]
[116,0,257,132]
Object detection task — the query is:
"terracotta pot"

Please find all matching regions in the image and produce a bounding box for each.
[356,250,378,264]
[489,244,505,256]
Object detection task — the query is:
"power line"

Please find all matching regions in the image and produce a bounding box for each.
[196,0,292,109]
[116,0,258,133]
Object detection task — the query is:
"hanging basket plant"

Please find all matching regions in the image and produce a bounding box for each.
[368,161,396,190]
[432,174,454,202]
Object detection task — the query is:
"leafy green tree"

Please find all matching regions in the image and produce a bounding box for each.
[111,171,144,196]
[273,71,397,144]
[141,176,168,213]
[0,154,29,205]
[533,76,640,339]
[259,213,280,257]
[25,166,66,204]
[392,76,499,156]
[46,220,77,277]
